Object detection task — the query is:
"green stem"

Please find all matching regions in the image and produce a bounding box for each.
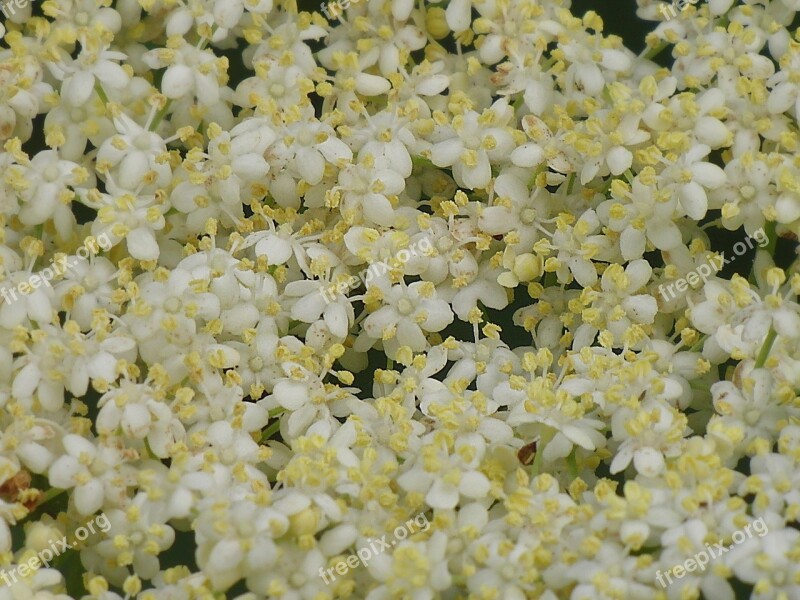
[688,334,708,353]
[411,155,435,170]
[260,418,282,442]
[38,487,65,505]
[144,437,157,459]
[763,221,777,256]
[567,451,579,479]
[640,41,669,61]
[530,444,543,477]
[149,100,173,132]
[94,83,110,106]
[754,326,777,368]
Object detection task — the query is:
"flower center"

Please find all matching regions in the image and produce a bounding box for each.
[437,238,452,252]
[249,356,264,371]
[164,297,182,313]
[134,132,152,151]
[521,208,537,225]
[211,255,229,273]
[43,165,61,182]
[270,84,285,97]
[75,12,89,25]
[397,298,414,315]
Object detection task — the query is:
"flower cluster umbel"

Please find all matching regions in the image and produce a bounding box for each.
[0,0,799,599]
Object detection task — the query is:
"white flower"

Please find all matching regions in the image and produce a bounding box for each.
[12,150,89,237]
[708,368,796,454]
[95,114,172,191]
[47,435,123,515]
[335,156,405,226]
[142,40,225,105]
[49,42,128,105]
[429,100,515,190]
[609,400,688,477]
[659,144,727,221]
[357,281,453,357]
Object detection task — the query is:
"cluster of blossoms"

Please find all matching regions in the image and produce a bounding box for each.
[1,0,800,598]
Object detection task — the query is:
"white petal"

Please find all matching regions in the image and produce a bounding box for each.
[607,146,633,176]
[213,0,244,28]
[12,362,41,399]
[601,49,632,72]
[74,480,104,515]
[648,221,682,250]
[680,182,709,220]
[122,404,151,438]
[127,227,160,261]
[695,116,731,148]
[426,479,459,509]
[620,227,646,260]
[510,142,545,168]
[62,72,95,106]
[48,456,81,488]
[690,162,726,189]
[294,148,325,184]
[273,380,308,410]
[208,539,244,572]
[767,82,795,114]
[609,446,633,474]
[363,193,395,227]
[254,236,292,265]
[458,471,490,498]
[355,73,391,96]
[162,65,195,99]
[430,138,463,168]
[633,447,665,477]
[459,150,491,189]
[775,193,800,223]
[561,425,595,450]
[445,0,472,32]
[417,74,449,96]
[323,302,350,339]
[622,295,658,323]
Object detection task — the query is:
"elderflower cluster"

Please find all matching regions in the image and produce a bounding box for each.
[0,0,799,599]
